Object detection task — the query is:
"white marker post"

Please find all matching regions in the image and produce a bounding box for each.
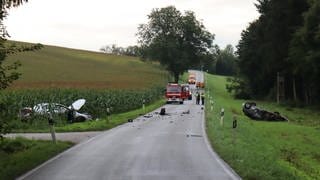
[106,107,110,122]
[220,108,224,127]
[142,99,146,114]
[231,114,238,159]
[232,115,238,145]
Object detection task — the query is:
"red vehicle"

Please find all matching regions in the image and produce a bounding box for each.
[181,84,192,100]
[166,83,184,104]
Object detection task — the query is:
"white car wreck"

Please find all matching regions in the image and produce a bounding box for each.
[20,99,92,123]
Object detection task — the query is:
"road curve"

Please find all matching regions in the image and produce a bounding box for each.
[18,72,240,180]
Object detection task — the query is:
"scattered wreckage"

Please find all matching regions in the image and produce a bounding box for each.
[19,99,92,123]
[242,102,288,121]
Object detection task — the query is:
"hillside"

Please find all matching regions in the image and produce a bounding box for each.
[5,42,168,89]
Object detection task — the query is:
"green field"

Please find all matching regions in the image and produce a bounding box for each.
[5,41,168,89]
[205,74,320,180]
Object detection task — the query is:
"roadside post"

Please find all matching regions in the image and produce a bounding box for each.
[232,115,238,159]
[232,115,237,145]
[220,108,224,126]
[232,115,237,129]
[142,99,146,114]
[48,113,56,144]
[106,107,111,123]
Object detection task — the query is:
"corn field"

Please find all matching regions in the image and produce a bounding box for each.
[0,87,163,130]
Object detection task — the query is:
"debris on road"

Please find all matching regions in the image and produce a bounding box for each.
[143,114,153,118]
[160,108,166,115]
[190,134,203,137]
[186,134,203,138]
[242,102,288,121]
[182,110,190,114]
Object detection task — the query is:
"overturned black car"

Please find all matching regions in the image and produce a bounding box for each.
[242,102,288,121]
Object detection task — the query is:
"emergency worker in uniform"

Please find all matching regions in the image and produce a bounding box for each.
[195,91,200,105]
[201,92,205,105]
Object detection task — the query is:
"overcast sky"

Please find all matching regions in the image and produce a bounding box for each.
[5,0,259,52]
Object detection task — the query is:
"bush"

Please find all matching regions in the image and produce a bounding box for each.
[226,77,251,99]
[0,138,31,154]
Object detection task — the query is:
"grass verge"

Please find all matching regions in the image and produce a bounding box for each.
[0,137,72,180]
[12,99,165,132]
[205,73,320,180]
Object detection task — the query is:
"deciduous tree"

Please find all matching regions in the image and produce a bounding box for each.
[137,6,214,82]
[0,0,29,90]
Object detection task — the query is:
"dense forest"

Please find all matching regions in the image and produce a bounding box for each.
[227,0,320,105]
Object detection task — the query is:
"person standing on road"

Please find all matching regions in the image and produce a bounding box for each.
[196,91,200,105]
[67,109,75,123]
[201,92,205,105]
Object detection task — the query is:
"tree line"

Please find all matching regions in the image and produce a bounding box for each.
[100,41,238,79]
[99,44,142,57]
[228,0,320,105]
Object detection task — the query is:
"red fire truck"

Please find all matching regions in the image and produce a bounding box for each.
[166,83,184,104]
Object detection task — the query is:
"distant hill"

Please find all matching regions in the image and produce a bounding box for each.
[5,41,168,89]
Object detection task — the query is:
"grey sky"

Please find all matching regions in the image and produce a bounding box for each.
[5,0,259,52]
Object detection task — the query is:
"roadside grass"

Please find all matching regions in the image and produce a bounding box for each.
[12,99,165,133]
[0,137,72,180]
[205,73,320,180]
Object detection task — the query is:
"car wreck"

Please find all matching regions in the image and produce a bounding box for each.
[19,99,92,123]
[242,102,288,121]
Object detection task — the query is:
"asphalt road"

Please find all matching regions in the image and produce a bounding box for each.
[18,71,240,180]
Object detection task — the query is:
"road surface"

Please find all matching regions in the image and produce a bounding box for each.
[18,71,240,180]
